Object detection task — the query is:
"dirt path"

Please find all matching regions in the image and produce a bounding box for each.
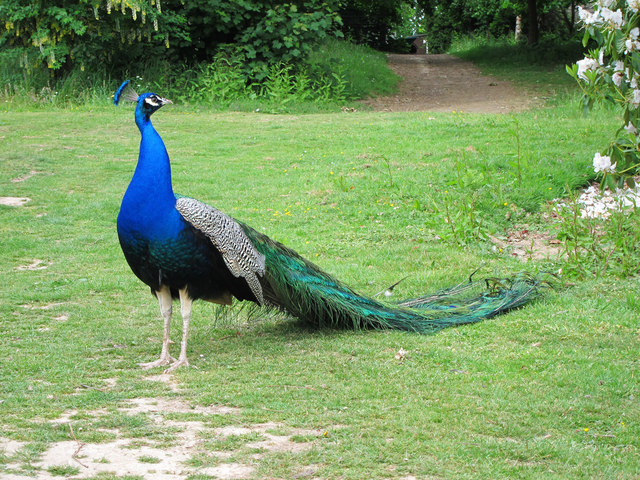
[361,53,533,113]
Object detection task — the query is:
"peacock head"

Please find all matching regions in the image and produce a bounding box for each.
[137,92,173,118]
[114,80,172,120]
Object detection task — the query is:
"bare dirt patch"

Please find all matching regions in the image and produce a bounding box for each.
[489,226,562,261]
[16,259,52,271]
[2,395,321,480]
[361,53,533,113]
[0,196,31,207]
[11,170,43,183]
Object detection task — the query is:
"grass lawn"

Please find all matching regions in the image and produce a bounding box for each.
[1,70,639,477]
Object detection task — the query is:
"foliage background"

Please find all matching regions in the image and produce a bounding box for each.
[1,0,583,97]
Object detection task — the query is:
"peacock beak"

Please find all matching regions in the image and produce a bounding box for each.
[159,97,173,106]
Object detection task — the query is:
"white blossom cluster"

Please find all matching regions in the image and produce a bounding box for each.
[624,27,640,53]
[576,53,601,80]
[578,1,624,28]
[593,152,617,173]
[555,185,640,219]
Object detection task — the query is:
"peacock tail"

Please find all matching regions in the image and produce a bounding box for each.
[240,223,547,333]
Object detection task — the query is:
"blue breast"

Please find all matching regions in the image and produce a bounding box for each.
[117,107,213,290]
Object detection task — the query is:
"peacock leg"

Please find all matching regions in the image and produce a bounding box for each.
[164,287,192,373]
[140,284,176,369]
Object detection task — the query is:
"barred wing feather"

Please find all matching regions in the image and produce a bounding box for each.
[176,197,266,305]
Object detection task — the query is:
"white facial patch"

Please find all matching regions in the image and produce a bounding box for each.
[145,96,160,108]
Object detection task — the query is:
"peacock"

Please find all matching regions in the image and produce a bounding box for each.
[114,80,546,373]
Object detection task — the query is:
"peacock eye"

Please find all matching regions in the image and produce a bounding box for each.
[145,95,160,107]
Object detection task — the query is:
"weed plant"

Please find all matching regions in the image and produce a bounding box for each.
[0,39,397,113]
[553,192,640,278]
[305,38,400,99]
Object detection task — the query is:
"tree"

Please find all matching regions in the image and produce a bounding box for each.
[415,0,577,52]
[173,0,342,79]
[0,0,342,79]
[528,0,540,44]
[339,0,407,49]
[0,0,182,73]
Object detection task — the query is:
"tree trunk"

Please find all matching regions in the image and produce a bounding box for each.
[528,0,539,44]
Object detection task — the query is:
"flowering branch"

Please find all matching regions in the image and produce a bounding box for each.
[568,0,640,190]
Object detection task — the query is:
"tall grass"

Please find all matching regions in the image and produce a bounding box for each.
[305,38,399,99]
[0,39,399,112]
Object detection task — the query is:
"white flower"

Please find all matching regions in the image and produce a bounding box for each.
[613,71,625,86]
[627,29,640,53]
[593,152,617,173]
[612,9,624,26]
[612,61,625,85]
[395,348,407,361]
[598,0,615,7]
[626,39,634,52]
[625,121,638,134]
[577,56,599,80]
[625,38,640,54]
[633,88,640,107]
[629,0,640,12]
[600,8,624,27]
[579,6,598,25]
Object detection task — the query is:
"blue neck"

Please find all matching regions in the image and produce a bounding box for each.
[118,109,177,232]
[134,111,174,199]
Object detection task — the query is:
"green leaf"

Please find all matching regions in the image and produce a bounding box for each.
[614,29,626,55]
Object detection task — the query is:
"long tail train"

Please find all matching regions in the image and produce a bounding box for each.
[242,224,549,333]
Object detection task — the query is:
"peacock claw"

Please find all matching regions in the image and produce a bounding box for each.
[163,358,189,374]
[139,355,177,370]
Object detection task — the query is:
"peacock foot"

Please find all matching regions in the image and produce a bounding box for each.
[139,354,177,370]
[164,357,190,374]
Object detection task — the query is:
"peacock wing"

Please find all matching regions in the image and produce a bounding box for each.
[176,196,266,305]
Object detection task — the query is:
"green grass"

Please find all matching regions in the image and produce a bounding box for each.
[1,74,639,477]
[306,38,400,99]
[47,465,80,476]
[449,36,585,98]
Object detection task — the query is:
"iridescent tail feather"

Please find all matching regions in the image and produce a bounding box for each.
[241,224,550,333]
